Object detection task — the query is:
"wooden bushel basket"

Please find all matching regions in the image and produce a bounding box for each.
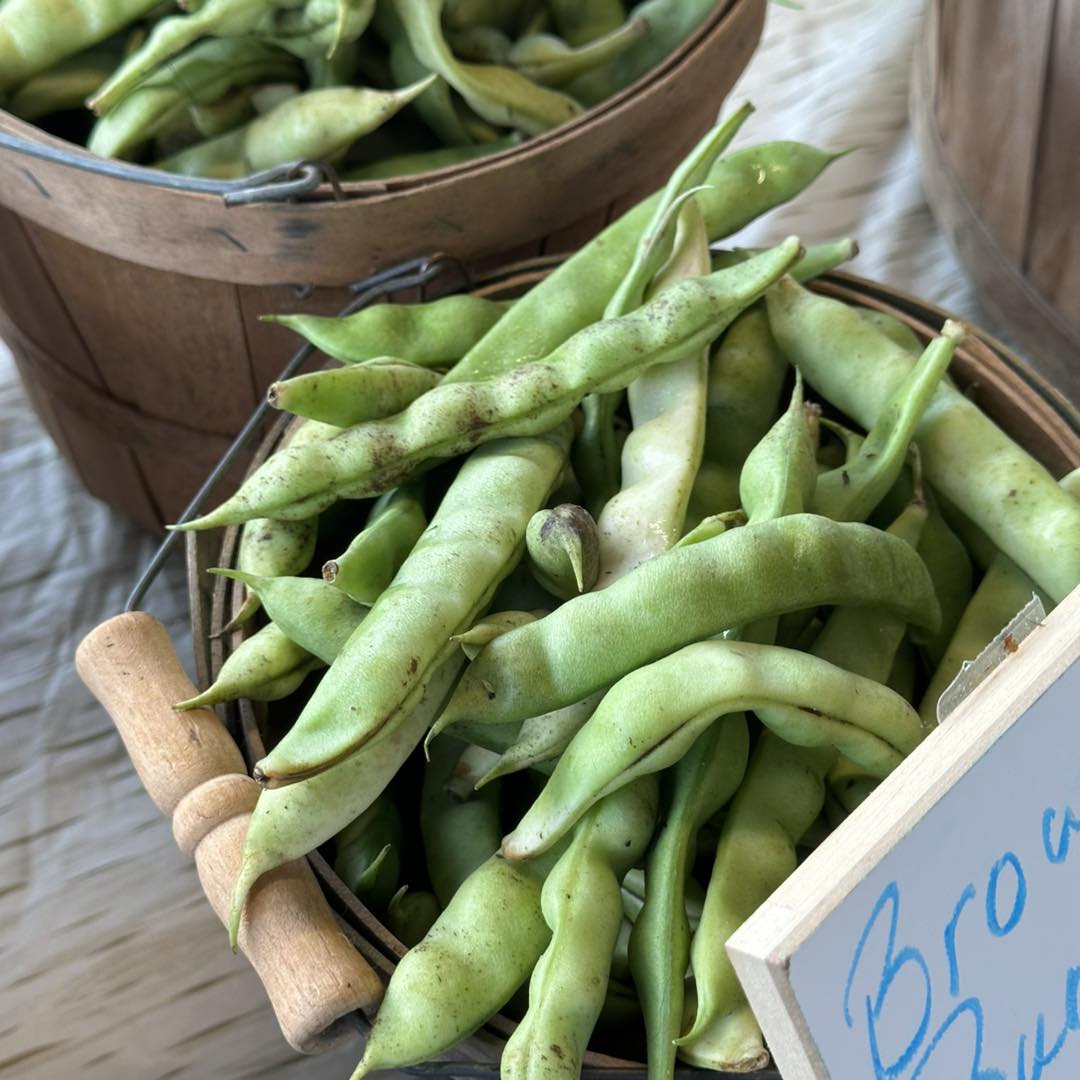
[0,0,765,533]
[910,0,1080,402]
[170,262,1077,1077]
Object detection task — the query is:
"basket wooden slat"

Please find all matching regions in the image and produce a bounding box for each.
[911,0,1080,401]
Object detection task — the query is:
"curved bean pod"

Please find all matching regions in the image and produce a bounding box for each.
[444,136,845,385]
[207,570,366,663]
[767,276,1080,603]
[393,0,583,136]
[509,18,646,87]
[686,305,788,525]
[173,621,322,710]
[526,504,600,599]
[386,886,441,947]
[8,45,123,122]
[227,653,463,946]
[474,690,605,788]
[595,199,711,579]
[500,640,923,859]
[333,793,403,908]
[264,294,511,367]
[161,77,436,177]
[677,734,834,1071]
[420,736,502,908]
[181,239,799,528]
[0,0,159,92]
[501,777,659,1080]
[87,37,300,159]
[919,467,1080,725]
[268,361,441,427]
[435,513,940,735]
[628,716,749,1080]
[323,483,427,605]
[811,321,963,522]
[349,842,567,1078]
[253,427,571,784]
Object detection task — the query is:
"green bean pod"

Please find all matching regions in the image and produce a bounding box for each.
[0,0,160,92]
[87,37,300,159]
[435,513,940,734]
[873,468,974,668]
[811,321,963,522]
[628,716,749,1080]
[393,0,583,136]
[526,504,600,599]
[8,44,123,121]
[207,570,367,663]
[686,305,789,524]
[575,108,752,511]
[386,887,441,947]
[678,734,834,1072]
[474,690,605,788]
[595,198,711,579]
[333,793,403,909]
[710,237,859,284]
[500,640,923,859]
[182,239,800,528]
[766,276,1080,603]
[264,294,512,367]
[545,0,625,45]
[160,77,436,178]
[219,515,318,632]
[565,0,729,105]
[420,736,502,907]
[174,621,322,710]
[349,843,567,1078]
[228,652,463,946]
[443,134,846,386]
[446,24,511,63]
[501,777,659,1080]
[385,30,477,147]
[453,609,540,659]
[323,483,427,605]
[855,306,924,354]
[508,17,646,86]
[919,467,1080,724]
[252,426,572,784]
[269,360,441,428]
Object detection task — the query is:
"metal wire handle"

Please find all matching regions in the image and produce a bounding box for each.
[0,127,339,205]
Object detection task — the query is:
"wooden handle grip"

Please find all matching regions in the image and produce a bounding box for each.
[174,775,384,1053]
[76,612,384,1054]
[75,611,245,815]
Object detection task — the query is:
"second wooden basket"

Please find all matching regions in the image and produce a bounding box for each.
[183,256,1080,1078]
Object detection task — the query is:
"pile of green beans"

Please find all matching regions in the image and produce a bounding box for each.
[2,0,735,180]
[169,111,1080,1079]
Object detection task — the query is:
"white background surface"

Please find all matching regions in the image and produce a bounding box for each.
[1,2,994,1077]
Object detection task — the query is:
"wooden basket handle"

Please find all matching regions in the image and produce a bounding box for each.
[76,612,383,1054]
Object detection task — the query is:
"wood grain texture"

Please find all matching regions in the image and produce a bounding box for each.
[932,0,1055,262]
[25,221,259,434]
[914,0,1080,401]
[1025,0,1080,326]
[0,0,763,287]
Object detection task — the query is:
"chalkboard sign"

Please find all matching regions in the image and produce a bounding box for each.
[727,586,1080,1080]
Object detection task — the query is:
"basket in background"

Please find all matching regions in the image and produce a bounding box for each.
[0,0,765,532]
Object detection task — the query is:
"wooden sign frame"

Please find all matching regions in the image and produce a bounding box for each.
[727,585,1080,1080]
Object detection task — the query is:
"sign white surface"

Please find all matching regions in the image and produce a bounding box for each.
[727,588,1080,1080]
